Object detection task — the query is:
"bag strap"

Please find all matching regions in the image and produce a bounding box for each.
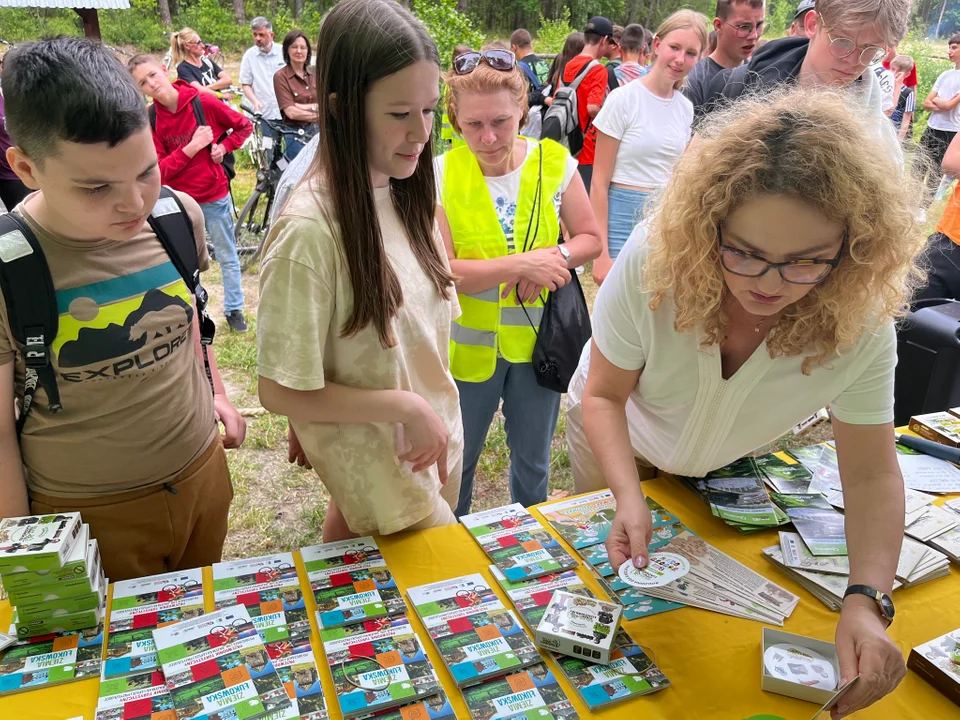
[518,144,545,332]
[564,59,600,92]
[0,212,63,435]
[518,60,542,91]
[191,94,206,127]
[146,187,217,397]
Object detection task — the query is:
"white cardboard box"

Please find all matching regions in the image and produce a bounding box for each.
[535,590,622,664]
[761,628,841,705]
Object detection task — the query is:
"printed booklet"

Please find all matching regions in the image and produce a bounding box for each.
[102,568,205,681]
[407,573,541,687]
[319,614,442,718]
[301,537,406,630]
[460,504,578,582]
[212,552,310,639]
[95,670,173,720]
[0,619,104,695]
[460,663,579,720]
[152,604,291,720]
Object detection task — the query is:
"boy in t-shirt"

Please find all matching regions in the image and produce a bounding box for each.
[129,54,253,334]
[920,34,960,199]
[614,23,649,86]
[0,37,246,581]
[890,54,916,141]
[563,16,616,193]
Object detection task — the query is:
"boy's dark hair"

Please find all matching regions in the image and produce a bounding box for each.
[716,0,765,20]
[950,32,960,45]
[510,28,533,48]
[612,25,624,45]
[282,30,312,68]
[620,23,646,53]
[3,36,147,165]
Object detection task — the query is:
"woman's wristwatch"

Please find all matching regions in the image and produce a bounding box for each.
[557,245,571,267]
[843,584,895,626]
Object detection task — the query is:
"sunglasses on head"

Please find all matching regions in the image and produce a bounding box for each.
[454,49,516,75]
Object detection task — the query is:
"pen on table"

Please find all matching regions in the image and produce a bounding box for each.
[894,432,960,465]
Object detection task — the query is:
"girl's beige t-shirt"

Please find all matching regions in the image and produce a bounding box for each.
[257,183,463,535]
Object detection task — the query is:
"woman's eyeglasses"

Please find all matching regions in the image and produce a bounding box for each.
[453,49,516,75]
[818,13,886,66]
[717,226,843,285]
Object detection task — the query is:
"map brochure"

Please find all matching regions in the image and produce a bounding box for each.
[460,504,579,582]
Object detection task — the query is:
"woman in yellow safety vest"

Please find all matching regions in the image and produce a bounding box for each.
[436,47,601,516]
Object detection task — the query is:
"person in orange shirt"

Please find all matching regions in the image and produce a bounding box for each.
[917,132,960,302]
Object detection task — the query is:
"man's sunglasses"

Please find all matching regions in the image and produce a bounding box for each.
[454,49,516,75]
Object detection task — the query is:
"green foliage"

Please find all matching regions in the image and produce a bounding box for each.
[179,0,250,50]
[764,0,795,38]
[101,0,167,52]
[535,9,574,54]
[0,9,82,42]
[413,0,485,68]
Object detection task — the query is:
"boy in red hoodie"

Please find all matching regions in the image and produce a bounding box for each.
[129,55,253,333]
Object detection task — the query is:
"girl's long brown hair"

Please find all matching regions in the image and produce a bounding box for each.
[312,0,454,348]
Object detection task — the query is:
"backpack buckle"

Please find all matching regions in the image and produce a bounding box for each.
[198,311,216,346]
[23,328,49,370]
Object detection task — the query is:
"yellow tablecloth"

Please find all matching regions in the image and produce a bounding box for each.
[2,476,959,719]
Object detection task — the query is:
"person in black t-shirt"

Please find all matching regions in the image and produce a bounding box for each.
[683,0,765,120]
[171,27,234,101]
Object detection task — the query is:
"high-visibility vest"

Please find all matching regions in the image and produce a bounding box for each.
[443,138,568,382]
[440,111,466,149]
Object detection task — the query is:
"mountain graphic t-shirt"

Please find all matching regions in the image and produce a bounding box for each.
[1,191,218,497]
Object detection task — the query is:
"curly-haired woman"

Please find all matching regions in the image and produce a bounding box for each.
[565,88,925,718]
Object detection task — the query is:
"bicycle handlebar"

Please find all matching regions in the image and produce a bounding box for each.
[240,103,317,139]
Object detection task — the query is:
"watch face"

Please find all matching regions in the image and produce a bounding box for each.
[879,594,895,620]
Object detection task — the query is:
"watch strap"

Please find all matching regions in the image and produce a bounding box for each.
[844,584,895,624]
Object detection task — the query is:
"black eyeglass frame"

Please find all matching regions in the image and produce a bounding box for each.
[717,225,845,285]
[720,20,765,39]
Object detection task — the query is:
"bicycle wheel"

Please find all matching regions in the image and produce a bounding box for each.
[234,188,273,272]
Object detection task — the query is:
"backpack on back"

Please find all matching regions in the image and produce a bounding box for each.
[0,187,216,436]
[541,59,600,157]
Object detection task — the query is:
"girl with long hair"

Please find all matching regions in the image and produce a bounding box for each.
[438,47,600,516]
[567,88,925,717]
[590,10,707,285]
[257,0,461,541]
[546,32,585,106]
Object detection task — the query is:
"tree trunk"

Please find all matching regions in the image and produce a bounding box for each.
[157,0,173,28]
[168,0,178,19]
[294,0,303,19]
[233,0,246,25]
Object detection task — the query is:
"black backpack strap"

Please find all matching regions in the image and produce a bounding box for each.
[146,187,217,397]
[190,95,206,127]
[0,213,62,435]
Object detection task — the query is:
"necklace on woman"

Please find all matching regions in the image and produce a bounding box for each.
[729,313,779,334]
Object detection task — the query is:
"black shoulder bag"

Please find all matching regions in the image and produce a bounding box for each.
[518,145,592,393]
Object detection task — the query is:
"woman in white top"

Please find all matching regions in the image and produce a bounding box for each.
[436,48,600,516]
[567,89,924,718]
[257,0,462,541]
[590,10,706,285]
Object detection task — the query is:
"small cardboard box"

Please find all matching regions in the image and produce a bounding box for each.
[908,412,960,448]
[12,555,106,622]
[11,600,103,638]
[0,513,83,574]
[535,590,622,665]
[761,628,840,705]
[2,526,92,597]
[5,538,99,606]
[949,407,960,419]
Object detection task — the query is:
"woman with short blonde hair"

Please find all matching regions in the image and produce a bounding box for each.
[567,88,923,718]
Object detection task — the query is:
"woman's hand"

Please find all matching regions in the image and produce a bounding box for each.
[831,599,906,719]
[398,393,449,483]
[592,252,613,286]
[605,493,653,571]
[287,424,312,468]
[518,248,570,291]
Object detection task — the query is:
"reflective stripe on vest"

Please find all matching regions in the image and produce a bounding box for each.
[443,138,569,382]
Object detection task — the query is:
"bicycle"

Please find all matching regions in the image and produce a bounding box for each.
[234,104,316,272]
